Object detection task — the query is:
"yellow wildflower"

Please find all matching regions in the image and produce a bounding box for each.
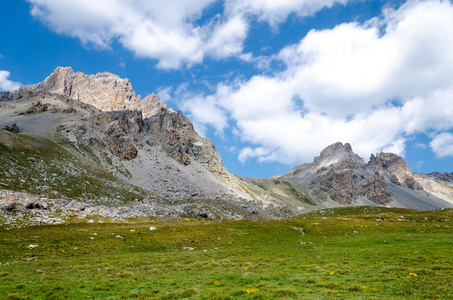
[243,288,259,294]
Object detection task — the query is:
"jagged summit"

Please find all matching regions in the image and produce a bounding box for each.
[1,67,452,220]
[1,66,311,220]
[313,142,366,169]
[368,152,422,190]
[278,142,453,210]
[4,66,164,118]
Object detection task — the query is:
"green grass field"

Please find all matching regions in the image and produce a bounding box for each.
[1,206,452,299]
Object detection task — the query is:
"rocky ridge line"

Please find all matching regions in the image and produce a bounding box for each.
[279,142,453,209]
[1,66,163,118]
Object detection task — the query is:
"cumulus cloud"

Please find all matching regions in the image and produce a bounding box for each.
[0,70,21,91]
[430,132,453,158]
[27,0,354,69]
[180,0,453,164]
[176,89,228,137]
[25,0,453,166]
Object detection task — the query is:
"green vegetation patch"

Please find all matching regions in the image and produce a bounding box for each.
[0,207,452,299]
[0,131,153,204]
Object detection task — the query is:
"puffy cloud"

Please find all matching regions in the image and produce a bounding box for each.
[204,16,249,59]
[179,0,453,165]
[238,147,277,164]
[430,132,453,158]
[177,92,228,137]
[27,0,355,69]
[0,70,21,91]
[28,0,213,69]
[401,89,453,134]
[279,0,453,117]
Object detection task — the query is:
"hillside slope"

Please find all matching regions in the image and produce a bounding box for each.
[1,67,452,221]
[0,68,307,220]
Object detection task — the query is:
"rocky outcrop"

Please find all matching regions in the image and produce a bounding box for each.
[427,172,453,184]
[1,66,228,177]
[313,142,367,169]
[357,175,392,205]
[20,66,163,118]
[65,108,228,177]
[368,152,422,190]
[309,169,355,204]
[279,142,432,207]
[73,110,143,161]
[144,108,228,178]
[2,124,20,134]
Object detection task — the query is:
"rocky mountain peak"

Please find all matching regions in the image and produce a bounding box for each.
[367,152,421,189]
[29,66,163,118]
[313,142,366,169]
[427,172,453,184]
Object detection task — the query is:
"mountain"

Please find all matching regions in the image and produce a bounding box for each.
[0,67,304,221]
[1,67,452,224]
[276,142,453,210]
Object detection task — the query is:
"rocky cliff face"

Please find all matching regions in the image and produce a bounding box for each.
[1,67,452,218]
[368,152,422,190]
[0,67,228,179]
[313,142,366,169]
[11,66,163,118]
[145,108,229,178]
[279,142,452,210]
[64,107,228,178]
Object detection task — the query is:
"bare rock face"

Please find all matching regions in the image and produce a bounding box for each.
[29,66,163,118]
[77,110,143,161]
[309,169,355,205]
[313,142,366,169]
[427,172,453,184]
[2,66,229,180]
[282,142,394,206]
[144,108,229,178]
[66,108,228,177]
[357,175,392,205]
[368,152,422,190]
[2,124,20,134]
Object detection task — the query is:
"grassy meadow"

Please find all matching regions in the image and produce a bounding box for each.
[0,206,452,299]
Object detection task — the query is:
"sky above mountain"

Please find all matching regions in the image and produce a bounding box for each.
[1,0,453,177]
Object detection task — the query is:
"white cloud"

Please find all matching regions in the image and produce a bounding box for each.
[0,70,21,91]
[225,0,351,28]
[27,0,355,69]
[279,0,453,117]
[204,16,249,59]
[180,0,453,165]
[177,92,228,137]
[430,132,453,158]
[154,86,173,104]
[238,147,277,164]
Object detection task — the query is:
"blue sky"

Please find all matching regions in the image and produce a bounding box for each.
[1,0,452,177]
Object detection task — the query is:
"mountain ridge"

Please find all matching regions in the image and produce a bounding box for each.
[1,67,452,222]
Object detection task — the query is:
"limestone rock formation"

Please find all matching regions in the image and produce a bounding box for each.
[277,142,452,209]
[309,169,356,204]
[22,66,164,118]
[280,142,392,206]
[357,175,392,205]
[144,108,229,178]
[73,110,143,161]
[313,142,366,169]
[427,172,453,184]
[368,152,422,190]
